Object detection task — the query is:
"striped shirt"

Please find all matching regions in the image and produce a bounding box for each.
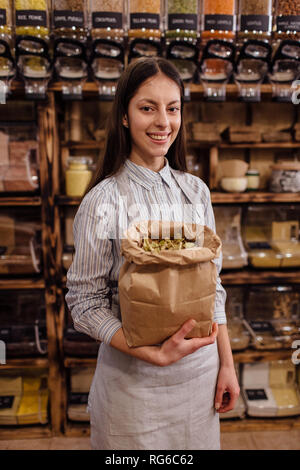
[65,158,227,345]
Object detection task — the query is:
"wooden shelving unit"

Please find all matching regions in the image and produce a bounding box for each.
[1,82,299,438]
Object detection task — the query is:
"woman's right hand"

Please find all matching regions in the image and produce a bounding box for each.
[157,319,218,367]
[110,319,218,367]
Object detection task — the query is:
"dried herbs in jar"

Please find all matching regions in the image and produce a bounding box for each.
[165,0,198,42]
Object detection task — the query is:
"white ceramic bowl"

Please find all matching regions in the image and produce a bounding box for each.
[221,177,248,193]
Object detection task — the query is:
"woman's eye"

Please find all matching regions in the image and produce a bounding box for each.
[141,106,153,112]
[168,107,180,113]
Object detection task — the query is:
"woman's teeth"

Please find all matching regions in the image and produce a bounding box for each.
[148,134,168,140]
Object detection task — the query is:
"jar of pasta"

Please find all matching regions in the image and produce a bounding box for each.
[238,0,272,43]
[52,0,88,42]
[165,0,199,44]
[128,0,162,41]
[14,0,50,39]
[201,0,236,43]
[274,0,300,42]
[89,0,125,42]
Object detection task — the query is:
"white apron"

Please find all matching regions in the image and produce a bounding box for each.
[88,168,221,450]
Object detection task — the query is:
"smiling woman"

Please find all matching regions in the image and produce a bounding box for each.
[65,57,239,451]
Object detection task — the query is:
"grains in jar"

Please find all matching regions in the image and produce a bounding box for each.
[165,0,198,42]
[201,0,236,42]
[52,0,87,41]
[15,0,49,38]
[90,0,125,41]
[238,0,272,42]
[274,0,300,41]
[128,0,162,40]
[0,0,12,38]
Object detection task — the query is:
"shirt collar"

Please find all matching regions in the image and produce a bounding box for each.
[124,157,174,190]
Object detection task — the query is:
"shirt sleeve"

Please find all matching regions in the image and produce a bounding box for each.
[65,187,123,345]
[203,185,227,324]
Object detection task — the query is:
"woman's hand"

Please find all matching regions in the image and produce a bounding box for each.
[214,364,240,413]
[158,319,218,367]
[110,319,218,367]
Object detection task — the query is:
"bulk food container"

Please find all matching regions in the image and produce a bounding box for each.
[0,209,42,275]
[242,361,300,417]
[165,0,198,43]
[201,0,236,42]
[68,367,95,421]
[14,0,50,38]
[237,0,272,43]
[89,0,125,41]
[244,285,300,350]
[52,0,88,41]
[274,0,300,42]
[0,369,48,425]
[214,206,248,269]
[63,309,100,356]
[225,287,250,351]
[0,290,47,357]
[128,0,162,41]
[0,126,39,193]
[243,205,300,269]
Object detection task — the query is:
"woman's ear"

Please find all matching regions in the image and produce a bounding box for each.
[122,115,128,128]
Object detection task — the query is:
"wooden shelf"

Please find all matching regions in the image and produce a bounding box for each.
[212,192,300,203]
[65,422,90,437]
[219,142,300,149]
[0,425,52,440]
[61,141,104,149]
[1,358,49,370]
[0,278,45,290]
[220,269,300,285]
[233,349,292,363]
[0,196,41,206]
[64,357,97,368]
[55,195,82,206]
[220,416,300,433]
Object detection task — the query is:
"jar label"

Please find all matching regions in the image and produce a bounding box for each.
[0,396,14,409]
[204,14,234,31]
[130,13,160,30]
[54,10,84,29]
[240,14,270,32]
[16,10,47,27]
[0,9,7,26]
[245,389,268,401]
[277,15,300,32]
[92,12,122,30]
[249,320,273,332]
[168,13,197,31]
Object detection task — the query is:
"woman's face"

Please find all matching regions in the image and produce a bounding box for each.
[125,72,181,171]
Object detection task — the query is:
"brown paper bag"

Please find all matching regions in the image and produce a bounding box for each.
[119,220,222,347]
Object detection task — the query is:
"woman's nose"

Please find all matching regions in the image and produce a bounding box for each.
[155,108,169,127]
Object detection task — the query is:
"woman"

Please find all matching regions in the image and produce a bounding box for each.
[66,57,240,450]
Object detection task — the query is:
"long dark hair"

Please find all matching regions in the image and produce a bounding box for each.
[87,57,187,192]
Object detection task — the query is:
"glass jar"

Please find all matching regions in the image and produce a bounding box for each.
[165,0,198,44]
[246,169,260,190]
[238,0,272,43]
[89,0,125,41]
[128,0,162,41]
[201,0,236,42]
[0,0,12,44]
[274,0,300,42]
[65,157,92,197]
[14,0,50,39]
[52,0,88,42]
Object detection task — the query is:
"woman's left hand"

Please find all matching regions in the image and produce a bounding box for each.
[214,365,240,413]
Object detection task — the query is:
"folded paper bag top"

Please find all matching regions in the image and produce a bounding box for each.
[119,220,222,347]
